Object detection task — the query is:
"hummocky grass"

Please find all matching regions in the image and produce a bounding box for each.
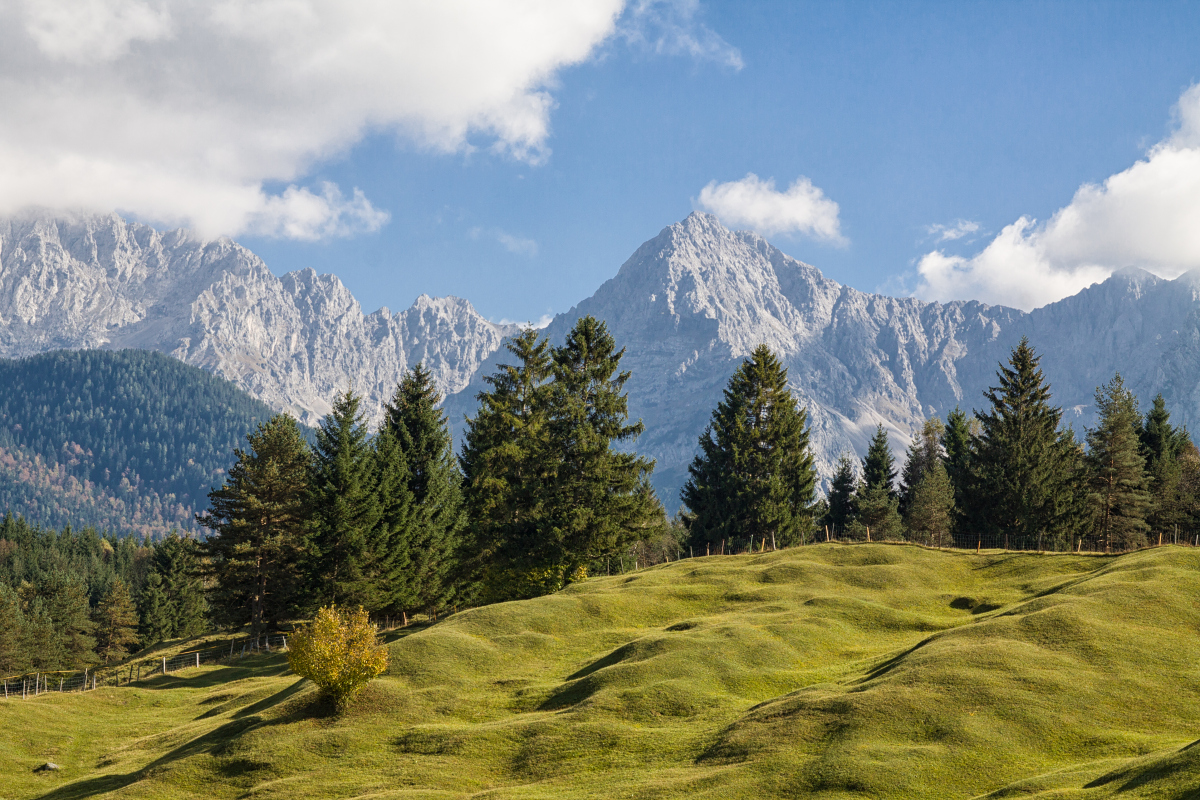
[3,543,1199,799]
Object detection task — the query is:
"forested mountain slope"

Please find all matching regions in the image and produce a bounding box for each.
[0,349,281,536]
[3,544,1198,799]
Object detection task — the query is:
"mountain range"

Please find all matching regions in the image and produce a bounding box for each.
[5,210,1200,509]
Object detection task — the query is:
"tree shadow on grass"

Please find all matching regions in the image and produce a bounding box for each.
[133,655,293,691]
[33,679,334,800]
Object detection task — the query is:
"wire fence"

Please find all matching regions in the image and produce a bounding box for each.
[1,633,288,701]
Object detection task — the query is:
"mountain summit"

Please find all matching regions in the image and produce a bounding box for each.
[0,212,517,425]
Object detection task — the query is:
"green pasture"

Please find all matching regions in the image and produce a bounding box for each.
[3,543,1199,799]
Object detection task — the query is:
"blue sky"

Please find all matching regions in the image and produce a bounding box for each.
[5,1,1200,321]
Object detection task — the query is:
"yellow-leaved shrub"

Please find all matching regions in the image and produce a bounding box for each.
[287,605,388,709]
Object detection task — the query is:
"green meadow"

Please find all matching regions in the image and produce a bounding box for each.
[3,543,1199,799]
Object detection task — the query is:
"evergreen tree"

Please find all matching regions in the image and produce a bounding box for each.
[383,364,466,615]
[459,329,553,601]
[372,427,416,614]
[139,570,173,644]
[153,533,208,637]
[851,484,904,540]
[0,582,26,673]
[899,418,944,515]
[23,596,65,670]
[199,414,311,638]
[941,407,974,537]
[968,338,1080,545]
[1140,394,1190,474]
[1086,374,1151,551]
[94,578,139,664]
[39,570,96,667]
[542,317,664,586]
[307,389,381,608]
[822,453,858,537]
[905,459,955,546]
[862,425,897,495]
[683,344,817,550]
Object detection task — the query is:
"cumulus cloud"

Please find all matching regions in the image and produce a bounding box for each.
[697,173,845,243]
[915,84,1200,310]
[925,219,980,242]
[0,0,628,239]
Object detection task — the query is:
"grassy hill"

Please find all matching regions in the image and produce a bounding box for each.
[3,543,1199,799]
[0,349,283,536]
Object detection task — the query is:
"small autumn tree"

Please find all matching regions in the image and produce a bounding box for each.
[287,605,389,710]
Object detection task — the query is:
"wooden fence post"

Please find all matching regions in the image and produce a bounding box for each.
[162,657,167,674]
[195,652,200,668]
[867,527,871,543]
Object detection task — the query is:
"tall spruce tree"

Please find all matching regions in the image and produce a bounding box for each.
[94,578,139,663]
[384,364,466,615]
[822,453,858,537]
[39,570,97,667]
[307,389,381,608]
[905,459,955,546]
[0,583,26,673]
[543,317,664,585]
[941,407,974,539]
[968,338,1079,545]
[372,427,416,614]
[683,344,817,549]
[153,533,208,637]
[459,329,553,601]
[139,570,173,644]
[899,418,944,515]
[862,425,898,495]
[1140,394,1190,474]
[199,414,311,639]
[1086,374,1151,551]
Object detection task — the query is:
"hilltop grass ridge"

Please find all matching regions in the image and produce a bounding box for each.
[2,543,1199,799]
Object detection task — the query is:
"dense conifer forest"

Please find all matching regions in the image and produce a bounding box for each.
[0,349,282,536]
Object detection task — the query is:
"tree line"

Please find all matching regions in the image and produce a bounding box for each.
[682,338,1199,554]
[0,516,206,674]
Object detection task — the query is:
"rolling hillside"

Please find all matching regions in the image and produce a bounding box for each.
[3,543,1198,799]
[0,349,283,536]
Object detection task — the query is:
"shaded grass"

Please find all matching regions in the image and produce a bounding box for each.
[3,544,1199,799]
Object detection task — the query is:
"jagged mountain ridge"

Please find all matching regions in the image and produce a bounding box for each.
[445,212,1200,506]
[0,212,519,425]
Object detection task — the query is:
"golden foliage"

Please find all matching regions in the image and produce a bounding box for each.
[286,605,388,709]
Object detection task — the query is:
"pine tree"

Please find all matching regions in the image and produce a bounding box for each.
[94,578,139,664]
[862,425,897,495]
[822,453,858,537]
[542,317,664,586]
[199,414,311,639]
[384,363,467,615]
[459,329,553,601]
[683,344,817,549]
[308,389,381,609]
[899,418,944,515]
[1087,374,1151,551]
[969,338,1080,545]
[905,459,955,546]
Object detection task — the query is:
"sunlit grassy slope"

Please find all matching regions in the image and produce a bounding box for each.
[4,544,1200,799]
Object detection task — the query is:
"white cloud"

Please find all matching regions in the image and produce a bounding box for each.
[915,84,1200,310]
[496,313,554,329]
[469,226,539,257]
[925,219,979,242]
[697,173,845,243]
[618,0,743,69]
[0,0,628,239]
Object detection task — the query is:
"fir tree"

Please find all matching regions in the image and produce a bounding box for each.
[1140,394,1190,474]
[683,345,817,550]
[941,407,974,538]
[139,570,173,644]
[968,338,1080,545]
[94,578,139,664]
[199,414,311,639]
[384,363,467,615]
[23,596,65,670]
[0,582,26,673]
[851,484,904,540]
[542,317,664,587]
[154,533,208,637]
[372,427,416,614]
[39,570,96,667]
[905,459,955,546]
[1087,374,1151,551]
[308,389,381,608]
[459,329,553,601]
[899,418,944,515]
[822,453,858,537]
[862,425,897,495]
